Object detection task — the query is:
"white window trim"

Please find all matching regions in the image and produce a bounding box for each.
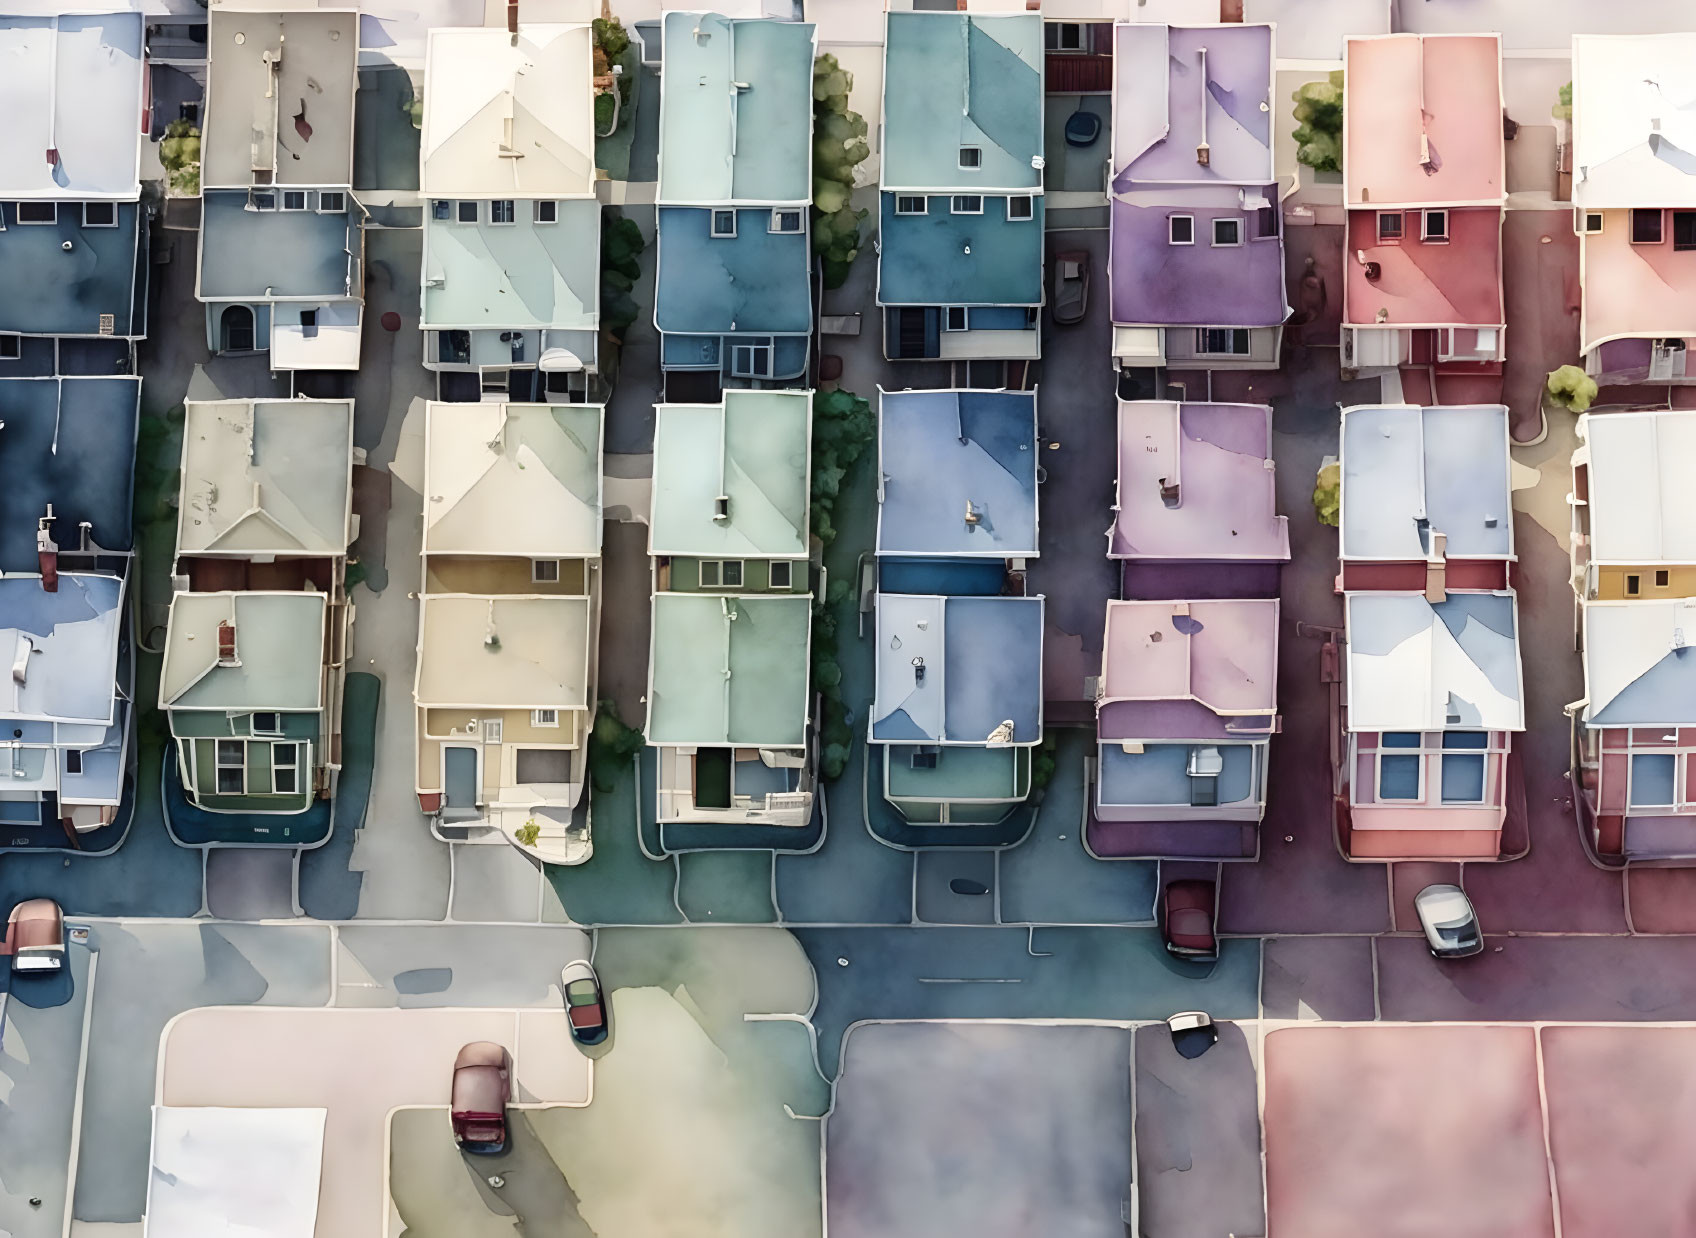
[531,709,560,728]
[894,195,927,216]
[958,146,982,170]
[272,742,300,795]
[944,306,969,332]
[1421,209,1449,243]
[281,189,309,212]
[531,558,561,583]
[82,202,119,228]
[1628,750,1680,809]
[317,191,347,214]
[456,201,479,225]
[17,203,57,226]
[0,334,20,360]
[1194,327,1250,356]
[950,195,984,216]
[769,208,803,234]
[1375,735,1424,802]
[250,191,278,213]
[1047,21,1084,52]
[769,560,794,590]
[251,711,282,736]
[1578,209,1603,235]
[215,739,246,795]
[1168,213,1194,246]
[700,559,746,588]
[535,200,559,224]
[729,343,770,378]
[1631,208,1664,245]
[1008,195,1034,222]
[1376,210,1404,243]
[1211,217,1242,248]
[489,199,517,226]
[711,210,738,238]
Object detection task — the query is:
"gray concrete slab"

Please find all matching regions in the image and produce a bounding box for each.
[333,924,590,1009]
[204,846,298,920]
[0,944,90,1238]
[449,843,544,924]
[913,850,995,924]
[1260,934,1377,1022]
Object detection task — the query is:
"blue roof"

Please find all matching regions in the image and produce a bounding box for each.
[878,194,1044,306]
[654,207,812,337]
[198,191,362,300]
[0,202,144,336]
[0,572,124,725]
[0,377,139,571]
[872,593,1044,745]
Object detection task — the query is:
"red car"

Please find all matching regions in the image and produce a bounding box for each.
[1160,879,1218,963]
[450,1042,511,1155]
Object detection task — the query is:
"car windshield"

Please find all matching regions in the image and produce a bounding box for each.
[1435,919,1478,944]
[566,979,599,1006]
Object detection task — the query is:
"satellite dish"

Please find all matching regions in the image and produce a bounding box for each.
[538,348,583,373]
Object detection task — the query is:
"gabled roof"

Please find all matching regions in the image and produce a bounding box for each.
[877,389,1039,559]
[414,594,591,711]
[1582,599,1696,726]
[871,594,1044,747]
[420,25,595,199]
[0,573,124,726]
[1578,410,1696,566]
[649,390,811,558]
[657,12,815,205]
[880,11,1043,193]
[1345,590,1523,732]
[1572,34,1696,210]
[1101,598,1280,715]
[646,592,811,746]
[423,402,603,559]
[1340,404,1514,561]
[0,13,145,200]
[176,400,354,559]
[160,592,327,712]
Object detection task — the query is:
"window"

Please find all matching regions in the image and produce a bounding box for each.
[0,335,19,360]
[729,343,771,377]
[944,306,968,332]
[82,202,118,228]
[1676,211,1696,251]
[272,742,300,795]
[299,308,317,331]
[318,191,346,214]
[1581,211,1604,234]
[711,210,737,238]
[894,195,926,216]
[490,199,515,225]
[215,739,245,795]
[65,750,83,775]
[1195,327,1250,356]
[531,709,559,728]
[769,560,793,590]
[532,559,561,583]
[1257,204,1279,238]
[1168,214,1194,245]
[1421,209,1448,242]
[1044,21,1084,52]
[1377,732,1423,801]
[770,209,803,234]
[1626,573,1642,596]
[1657,570,1672,588]
[282,189,308,211]
[1377,211,1404,242]
[951,195,983,215]
[1008,195,1034,221]
[249,191,277,212]
[252,712,281,735]
[17,202,56,225]
[536,200,558,224]
[1632,208,1663,245]
[1211,217,1241,247]
[700,560,745,588]
[457,200,479,224]
[958,146,982,170]
[432,199,452,221]
[1440,731,1488,803]
[1631,753,1678,807]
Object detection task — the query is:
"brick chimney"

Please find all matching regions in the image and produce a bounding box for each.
[36,509,58,593]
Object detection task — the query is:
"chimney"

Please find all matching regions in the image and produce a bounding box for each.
[36,510,58,593]
[1195,46,1210,167]
[963,501,981,526]
[912,656,926,683]
[11,636,32,686]
[1424,529,1448,603]
[1158,478,1180,508]
[217,620,240,666]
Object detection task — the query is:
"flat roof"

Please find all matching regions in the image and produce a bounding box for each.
[423,402,603,559]
[871,593,1044,746]
[1344,35,1503,208]
[420,25,595,199]
[146,1108,325,1238]
[422,197,599,331]
[1109,190,1288,328]
[202,7,358,188]
[1578,410,1696,565]
[0,13,144,200]
[160,591,328,712]
[177,400,354,558]
[649,391,811,559]
[877,389,1039,558]
[653,207,813,336]
[1340,404,1514,561]
[1581,599,1696,727]
[646,592,812,746]
[0,573,124,726]
[1111,402,1288,562]
[1101,598,1280,719]
[1344,590,1524,732]
[1572,34,1696,210]
[877,194,1046,307]
[1344,206,1504,328]
[0,203,144,337]
[198,191,361,301]
[881,11,1043,193]
[1112,24,1274,187]
[657,12,815,204]
[414,594,590,710]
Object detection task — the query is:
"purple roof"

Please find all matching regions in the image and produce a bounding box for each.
[1109,190,1288,326]
[1097,598,1281,740]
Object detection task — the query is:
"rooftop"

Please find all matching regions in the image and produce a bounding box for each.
[1571,34,1696,210]
[877,194,1045,307]
[414,594,591,710]
[657,12,815,205]
[1109,189,1287,327]
[1582,599,1696,726]
[0,13,144,200]
[423,402,603,560]
[871,593,1045,746]
[877,389,1039,559]
[419,25,595,199]
[881,11,1043,193]
[1344,590,1524,732]
[1578,410,1696,566]
[1340,404,1514,561]
[649,390,810,558]
[422,197,599,331]
[653,207,813,337]
[1577,212,1696,355]
[1111,402,1289,562]
[198,191,361,301]
[646,592,812,746]
[202,7,358,189]
[1343,206,1504,327]
[160,591,327,712]
[1344,35,1504,208]
[1111,24,1274,187]
[175,400,353,559]
[0,573,124,725]
[1099,597,1280,722]
[0,376,140,573]
[0,201,143,337]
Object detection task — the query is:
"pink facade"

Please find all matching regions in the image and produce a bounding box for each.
[1343,207,1504,329]
[1575,726,1696,860]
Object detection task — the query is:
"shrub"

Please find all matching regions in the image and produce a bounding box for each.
[594,92,616,135]
[1313,459,1341,528]
[1292,72,1344,174]
[1552,81,1572,122]
[588,700,645,794]
[600,210,646,342]
[812,54,870,290]
[1546,364,1597,413]
[514,819,541,848]
[592,16,630,63]
[1030,733,1058,791]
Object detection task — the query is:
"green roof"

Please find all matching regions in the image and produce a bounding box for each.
[160,592,327,712]
[647,593,812,746]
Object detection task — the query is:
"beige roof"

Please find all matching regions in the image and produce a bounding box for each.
[420,25,596,199]
[202,6,358,189]
[423,402,602,559]
[176,399,354,558]
[414,594,590,709]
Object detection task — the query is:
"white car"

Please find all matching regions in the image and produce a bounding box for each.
[1414,884,1484,959]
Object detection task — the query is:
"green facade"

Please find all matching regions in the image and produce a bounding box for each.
[173,710,320,813]
[667,556,809,595]
[883,744,1032,824]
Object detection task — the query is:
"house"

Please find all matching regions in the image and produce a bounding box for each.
[159,399,354,824]
[414,402,603,862]
[1569,409,1696,603]
[1109,401,1289,599]
[1571,35,1696,385]
[196,5,363,370]
[1335,403,1524,860]
[646,390,814,829]
[654,12,815,388]
[878,11,1045,364]
[0,12,149,370]
[420,26,601,400]
[1109,24,1289,372]
[1088,598,1280,860]
[0,376,140,841]
[1340,35,1506,383]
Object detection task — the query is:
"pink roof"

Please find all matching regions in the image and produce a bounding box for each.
[1344,35,1503,208]
[1580,211,1696,354]
[1110,401,1290,562]
[1344,207,1503,327]
[1100,598,1280,715]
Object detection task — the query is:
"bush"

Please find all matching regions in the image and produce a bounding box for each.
[1030,733,1058,792]
[592,16,630,62]
[1552,81,1572,122]
[594,92,616,135]
[812,54,871,290]
[1546,364,1597,413]
[1313,459,1341,528]
[160,119,201,195]
[1292,72,1344,174]
[514,819,541,848]
[588,700,645,794]
[600,210,646,343]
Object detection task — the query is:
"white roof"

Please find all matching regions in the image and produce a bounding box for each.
[1579,409,1696,565]
[414,594,591,710]
[1345,591,1524,732]
[1571,34,1696,209]
[1582,598,1696,726]
[145,1106,325,1238]
[420,25,596,198]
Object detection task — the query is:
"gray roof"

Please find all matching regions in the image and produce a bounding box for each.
[0,202,144,337]
[198,190,361,301]
[1583,599,1696,726]
[1345,591,1523,732]
[871,594,1044,745]
[160,591,328,712]
[0,572,124,725]
[646,593,812,746]
[877,389,1039,557]
[422,198,599,330]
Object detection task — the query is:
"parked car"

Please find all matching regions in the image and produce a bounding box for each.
[1052,250,1091,326]
[450,1042,511,1155]
[5,899,65,974]
[561,960,607,1047]
[1414,884,1484,959]
[1160,879,1218,963]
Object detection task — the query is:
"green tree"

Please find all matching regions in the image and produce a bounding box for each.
[600,210,646,341]
[1546,364,1598,413]
[160,119,201,195]
[1313,459,1341,528]
[1292,72,1344,175]
[1552,81,1572,122]
[587,700,646,794]
[812,54,870,290]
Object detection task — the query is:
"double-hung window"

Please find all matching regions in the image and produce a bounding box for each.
[215,739,246,795]
[272,742,300,795]
[1440,731,1488,803]
[1377,732,1423,801]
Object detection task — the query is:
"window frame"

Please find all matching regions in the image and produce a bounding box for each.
[1168,214,1194,246]
[958,146,982,171]
[215,739,246,795]
[769,208,803,234]
[531,558,561,584]
[1211,217,1242,247]
[1631,207,1664,245]
[17,202,57,226]
[1376,732,1424,802]
[531,709,560,728]
[1045,21,1084,52]
[82,201,119,228]
[1376,211,1404,243]
[0,334,20,361]
[318,191,347,214]
[1421,209,1449,242]
[769,560,794,590]
[1007,195,1034,222]
[700,559,746,589]
[1626,573,1642,596]
[535,199,559,224]
[489,199,516,226]
[456,200,479,225]
[251,711,282,735]
[729,343,771,378]
[950,195,984,216]
[1656,569,1672,588]
[711,210,738,238]
[271,741,300,795]
[1675,210,1696,252]
[944,306,969,332]
[1629,751,1679,808]
[894,195,927,216]
[281,189,309,212]
[1194,327,1250,356]
[249,191,277,213]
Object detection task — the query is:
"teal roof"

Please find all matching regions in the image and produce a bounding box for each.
[647,593,812,745]
[878,193,1044,306]
[422,198,599,330]
[658,12,816,204]
[881,12,1043,192]
[160,592,327,712]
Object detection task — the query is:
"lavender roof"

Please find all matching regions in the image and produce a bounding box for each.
[1109,188,1288,326]
[1097,598,1280,741]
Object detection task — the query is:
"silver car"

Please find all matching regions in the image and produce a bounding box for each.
[1414,884,1484,959]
